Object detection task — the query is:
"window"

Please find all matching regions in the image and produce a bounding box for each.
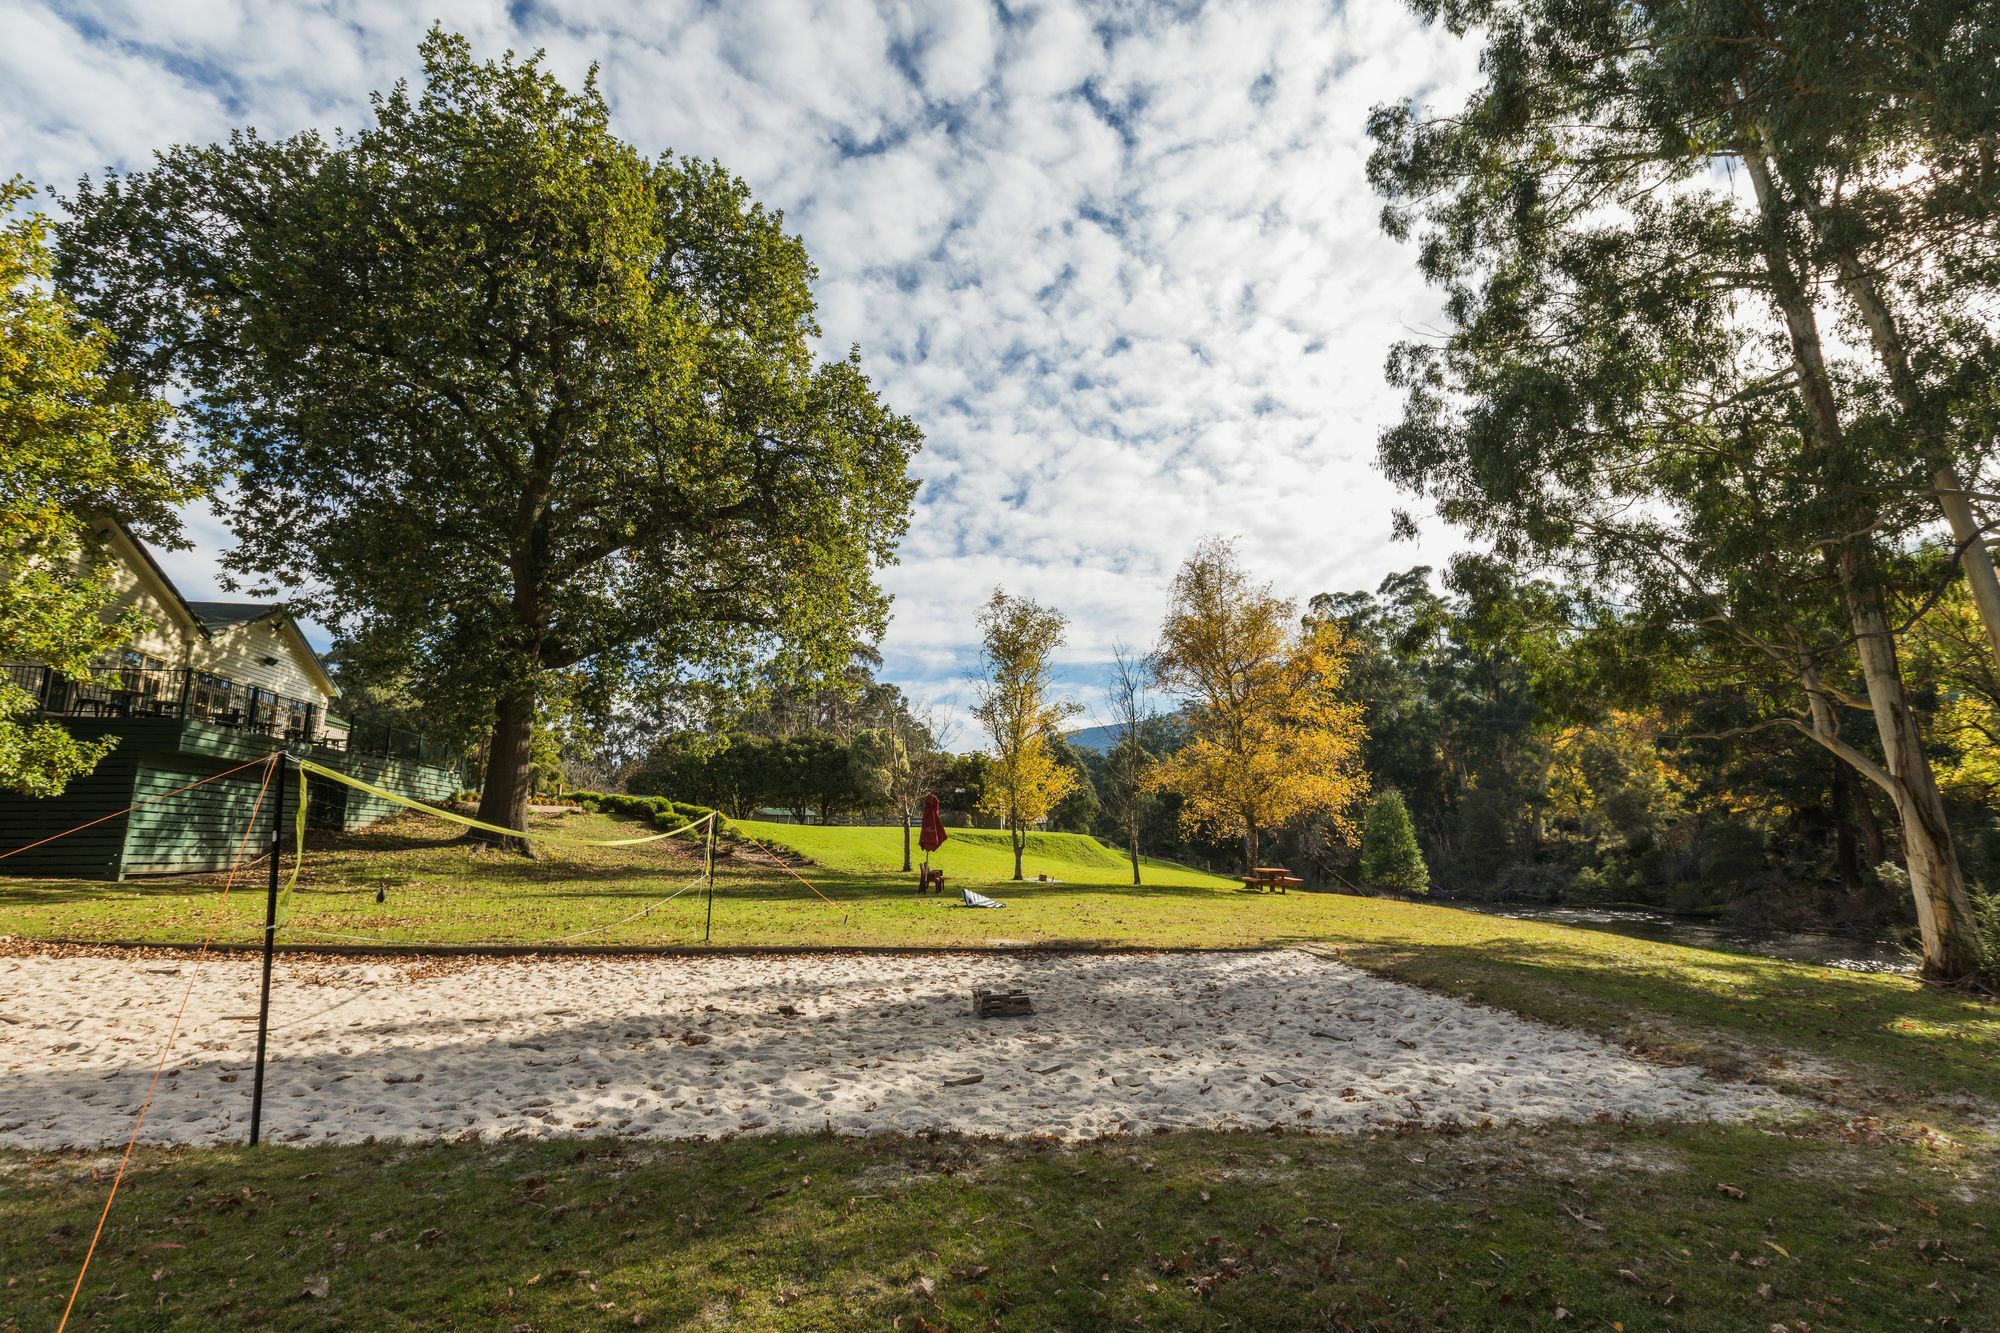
[117,650,167,699]
[192,671,235,719]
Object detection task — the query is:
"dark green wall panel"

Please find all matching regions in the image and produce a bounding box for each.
[1,715,465,879]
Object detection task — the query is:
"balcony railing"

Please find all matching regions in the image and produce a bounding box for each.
[2,663,454,768]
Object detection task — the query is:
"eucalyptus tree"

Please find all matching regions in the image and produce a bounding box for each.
[1369,0,1986,977]
[57,31,920,844]
[1729,1,2000,662]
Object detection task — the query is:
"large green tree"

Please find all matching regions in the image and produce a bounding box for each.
[1368,0,1991,978]
[0,179,195,797]
[57,31,920,843]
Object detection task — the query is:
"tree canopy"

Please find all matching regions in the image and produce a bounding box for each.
[1367,0,1993,979]
[57,30,920,840]
[0,179,196,797]
[972,589,1080,881]
[1145,539,1369,870]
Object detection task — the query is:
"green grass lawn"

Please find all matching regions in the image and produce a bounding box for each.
[6,1124,1992,1331]
[732,818,1238,887]
[4,809,1997,1328]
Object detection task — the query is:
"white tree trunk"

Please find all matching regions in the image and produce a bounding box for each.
[1836,552,1980,981]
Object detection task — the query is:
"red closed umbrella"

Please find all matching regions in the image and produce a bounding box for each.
[917,792,948,892]
[918,793,948,853]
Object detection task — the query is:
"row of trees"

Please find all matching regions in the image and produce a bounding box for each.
[18,30,919,844]
[967,541,1375,883]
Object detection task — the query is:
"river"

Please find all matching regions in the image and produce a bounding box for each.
[1441,901,1914,974]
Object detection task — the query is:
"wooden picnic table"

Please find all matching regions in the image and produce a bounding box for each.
[1241,865,1303,893]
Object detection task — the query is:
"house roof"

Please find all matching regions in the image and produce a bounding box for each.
[187,600,285,631]
[187,600,338,697]
[91,521,338,700]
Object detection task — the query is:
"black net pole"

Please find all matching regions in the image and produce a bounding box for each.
[703,813,717,943]
[249,751,286,1147]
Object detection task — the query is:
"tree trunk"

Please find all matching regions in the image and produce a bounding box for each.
[1010,816,1025,881]
[1837,549,1980,981]
[1242,819,1260,874]
[1128,823,1142,886]
[472,688,535,854]
[1839,265,2000,670]
[1770,143,2000,674]
[901,811,913,873]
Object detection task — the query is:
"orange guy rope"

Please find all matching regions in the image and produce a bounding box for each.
[57,755,280,1333]
[731,826,849,919]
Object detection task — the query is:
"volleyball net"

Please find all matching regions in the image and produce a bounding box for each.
[6,752,847,1329]
[1,750,845,952]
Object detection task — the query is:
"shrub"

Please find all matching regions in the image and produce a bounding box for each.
[569,787,719,832]
[1359,790,1429,895]
[1972,886,2000,989]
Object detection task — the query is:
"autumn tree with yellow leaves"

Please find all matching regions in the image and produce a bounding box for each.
[972,589,1081,881]
[1145,539,1369,871]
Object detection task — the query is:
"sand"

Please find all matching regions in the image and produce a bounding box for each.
[0,948,1783,1149]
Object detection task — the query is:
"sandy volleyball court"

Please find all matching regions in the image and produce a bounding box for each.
[0,948,1782,1149]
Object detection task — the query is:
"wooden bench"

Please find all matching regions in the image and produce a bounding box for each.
[1241,865,1303,894]
[918,867,947,894]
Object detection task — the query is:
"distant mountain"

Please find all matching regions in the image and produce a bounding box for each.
[1064,723,1123,755]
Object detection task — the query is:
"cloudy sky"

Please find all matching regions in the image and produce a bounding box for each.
[4,0,1481,738]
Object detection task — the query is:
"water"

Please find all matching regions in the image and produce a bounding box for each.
[1442,901,1915,974]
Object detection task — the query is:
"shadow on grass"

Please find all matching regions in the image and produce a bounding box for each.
[1321,931,2000,1102]
[18,1124,1982,1331]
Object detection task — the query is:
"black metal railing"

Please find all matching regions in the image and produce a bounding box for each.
[3,662,454,768]
[336,720,461,769]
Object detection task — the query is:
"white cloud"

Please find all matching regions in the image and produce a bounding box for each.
[3,0,1483,745]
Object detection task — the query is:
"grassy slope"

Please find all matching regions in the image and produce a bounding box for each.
[731,819,1234,886]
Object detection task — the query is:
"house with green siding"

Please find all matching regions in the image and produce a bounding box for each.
[1,519,465,879]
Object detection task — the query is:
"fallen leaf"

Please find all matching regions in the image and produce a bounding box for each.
[301,1275,329,1299]
[1716,1182,1746,1200]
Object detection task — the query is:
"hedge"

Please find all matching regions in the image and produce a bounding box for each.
[569,789,723,832]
